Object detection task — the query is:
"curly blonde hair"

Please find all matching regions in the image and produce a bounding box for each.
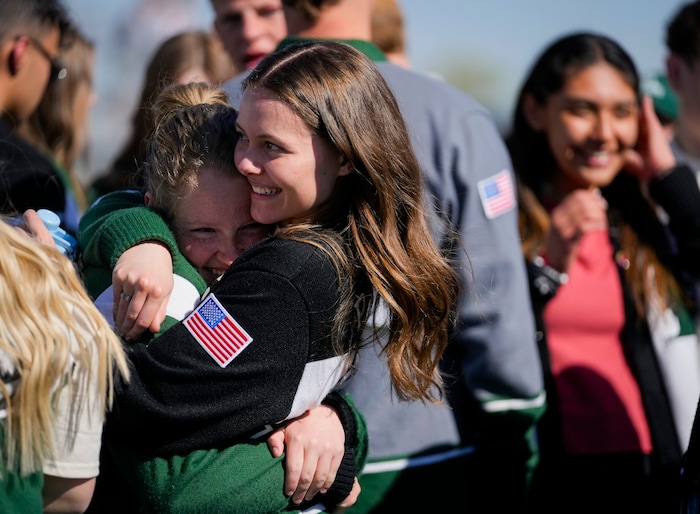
[0,220,129,476]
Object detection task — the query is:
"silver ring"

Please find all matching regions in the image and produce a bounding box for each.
[120,293,132,303]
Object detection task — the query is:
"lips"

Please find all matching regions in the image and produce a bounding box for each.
[251,185,281,196]
[244,53,265,69]
[584,151,613,167]
[201,267,227,284]
[572,148,617,168]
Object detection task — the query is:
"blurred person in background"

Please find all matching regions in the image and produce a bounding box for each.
[0,0,77,235]
[88,30,234,200]
[666,0,700,178]
[19,26,96,232]
[508,32,700,514]
[210,0,287,72]
[663,4,700,511]
[370,0,410,69]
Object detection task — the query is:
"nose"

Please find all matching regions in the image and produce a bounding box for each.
[591,111,615,141]
[235,149,261,177]
[241,13,263,40]
[217,241,239,266]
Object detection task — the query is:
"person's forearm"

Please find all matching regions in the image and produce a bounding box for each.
[42,476,95,514]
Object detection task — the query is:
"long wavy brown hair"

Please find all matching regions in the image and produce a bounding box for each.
[243,41,460,402]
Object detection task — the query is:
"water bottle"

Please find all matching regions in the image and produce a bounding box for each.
[36,209,78,260]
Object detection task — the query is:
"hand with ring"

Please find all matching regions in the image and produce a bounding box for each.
[111,242,174,340]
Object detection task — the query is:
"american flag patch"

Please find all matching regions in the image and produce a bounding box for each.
[478,169,515,219]
[184,295,253,368]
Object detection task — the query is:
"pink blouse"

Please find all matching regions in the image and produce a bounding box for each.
[543,230,653,455]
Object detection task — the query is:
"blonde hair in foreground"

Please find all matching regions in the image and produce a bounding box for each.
[0,221,129,476]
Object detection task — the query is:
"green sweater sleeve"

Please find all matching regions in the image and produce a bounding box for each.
[78,190,209,303]
[79,190,180,270]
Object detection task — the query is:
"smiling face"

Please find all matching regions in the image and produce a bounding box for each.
[234,88,352,226]
[525,61,639,196]
[211,0,286,72]
[160,166,272,284]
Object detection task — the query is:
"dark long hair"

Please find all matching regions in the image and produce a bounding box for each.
[507,32,686,319]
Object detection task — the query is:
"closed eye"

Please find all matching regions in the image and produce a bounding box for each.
[190,227,218,238]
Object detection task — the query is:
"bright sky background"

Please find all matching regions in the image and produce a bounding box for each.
[62,0,688,183]
[400,0,687,127]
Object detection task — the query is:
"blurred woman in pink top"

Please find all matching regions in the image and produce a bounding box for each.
[507,32,700,514]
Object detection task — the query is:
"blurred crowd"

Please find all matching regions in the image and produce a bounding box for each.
[3,1,700,514]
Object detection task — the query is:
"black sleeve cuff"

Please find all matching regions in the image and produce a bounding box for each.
[321,391,358,446]
[649,164,700,220]
[312,445,357,507]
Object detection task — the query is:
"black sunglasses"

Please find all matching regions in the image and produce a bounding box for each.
[25,36,67,85]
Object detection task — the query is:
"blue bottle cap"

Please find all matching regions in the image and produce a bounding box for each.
[37,209,60,233]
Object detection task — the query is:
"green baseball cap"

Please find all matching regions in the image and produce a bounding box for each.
[641,73,678,123]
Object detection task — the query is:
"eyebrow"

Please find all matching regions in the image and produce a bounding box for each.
[562,96,637,108]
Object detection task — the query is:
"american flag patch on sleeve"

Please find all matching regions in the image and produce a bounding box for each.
[477,169,516,219]
[183,295,253,368]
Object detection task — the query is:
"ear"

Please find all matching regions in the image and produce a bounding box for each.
[337,156,353,177]
[7,36,29,76]
[522,93,544,132]
[144,191,154,206]
[666,54,682,94]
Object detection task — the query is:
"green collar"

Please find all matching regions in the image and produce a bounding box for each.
[277,37,388,62]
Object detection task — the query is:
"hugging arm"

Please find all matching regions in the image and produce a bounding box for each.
[78,195,364,507]
[269,390,367,507]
